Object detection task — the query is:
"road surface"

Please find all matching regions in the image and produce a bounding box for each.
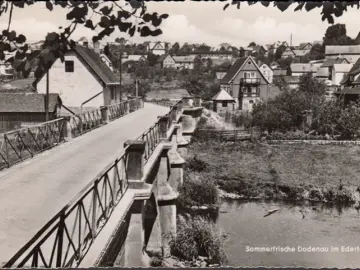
[0,102,169,265]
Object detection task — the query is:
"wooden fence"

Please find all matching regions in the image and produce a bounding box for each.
[195,128,252,142]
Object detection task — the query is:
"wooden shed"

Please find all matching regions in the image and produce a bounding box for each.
[0,92,62,133]
[212,89,236,114]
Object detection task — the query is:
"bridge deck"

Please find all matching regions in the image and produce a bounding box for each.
[0,103,169,265]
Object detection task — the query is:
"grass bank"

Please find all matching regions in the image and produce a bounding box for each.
[186,136,360,204]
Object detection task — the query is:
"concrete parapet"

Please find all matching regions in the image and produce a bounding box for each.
[100,106,110,124]
[158,116,169,140]
[124,140,146,189]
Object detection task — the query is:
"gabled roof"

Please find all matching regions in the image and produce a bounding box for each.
[212,89,235,101]
[172,56,195,63]
[321,58,349,67]
[340,57,360,85]
[158,54,171,63]
[293,49,310,57]
[0,92,60,113]
[151,41,165,50]
[220,56,270,84]
[325,45,360,55]
[333,64,353,73]
[290,63,316,73]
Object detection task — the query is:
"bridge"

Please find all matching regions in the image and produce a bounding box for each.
[0,96,204,268]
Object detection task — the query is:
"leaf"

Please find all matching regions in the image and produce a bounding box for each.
[45,32,59,43]
[118,22,132,32]
[100,5,112,16]
[160,14,169,19]
[8,31,16,42]
[16,34,26,44]
[143,13,152,22]
[275,1,293,12]
[260,1,270,7]
[223,3,230,10]
[117,10,131,19]
[129,25,136,37]
[99,16,111,28]
[294,2,304,11]
[13,1,25,8]
[46,1,53,11]
[327,15,334,24]
[128,0,142,9]
[84,19,95,29]
[151,29,162,36]
[152,17,162,27]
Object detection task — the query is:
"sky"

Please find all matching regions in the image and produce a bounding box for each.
[1,1,360,47]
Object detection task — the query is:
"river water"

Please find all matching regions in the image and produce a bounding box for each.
[217,199,360,268]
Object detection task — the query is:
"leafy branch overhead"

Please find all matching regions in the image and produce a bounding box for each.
[0,0,168,85]
[223,1,360,24]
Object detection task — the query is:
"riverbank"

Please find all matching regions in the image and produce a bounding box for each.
[186,138,360,205]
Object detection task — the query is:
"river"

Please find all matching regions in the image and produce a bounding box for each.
[217,199,360,268]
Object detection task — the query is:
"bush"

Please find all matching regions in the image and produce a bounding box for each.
[170,216,227,265]
[266,131,328,141]
[186,156,208,172]
[177,174,219,209]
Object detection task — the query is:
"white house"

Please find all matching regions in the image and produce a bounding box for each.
[325,45,360,63]
[259,64,273,83]
[212,89,236,114]
[162,55,195,70]
[35,44,120,109]
[331,63,353,86]
[149,42,169,55]
[290,63,318,77]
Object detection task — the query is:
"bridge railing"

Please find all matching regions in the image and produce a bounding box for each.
[137,100,182,164]
[3,153,129,268]
[108,98,143,121]
[0,118,65,170]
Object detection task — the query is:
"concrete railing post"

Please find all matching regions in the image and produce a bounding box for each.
[125,101,130,114]
[60,116,72,141]
[194,97,202,107]
[156,144,178,258]
[176,116,190,158]
[158,116,169,140]
[168,125,186,191]
[124,140,146,189]
[100,106,110,124]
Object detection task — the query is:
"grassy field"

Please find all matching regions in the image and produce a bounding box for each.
[186,139,360,203]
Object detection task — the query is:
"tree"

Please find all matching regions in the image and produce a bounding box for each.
[308,43,325,60]
[275,45,286,60]
[0,1,168,86]
[168,42,180,55]
[248,42,256,47]
[323,24,354,46]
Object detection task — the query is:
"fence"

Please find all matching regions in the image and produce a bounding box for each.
[0,118,65,170]
[145,99,178,107]
[195,128,251,142]
[3,153,129,268]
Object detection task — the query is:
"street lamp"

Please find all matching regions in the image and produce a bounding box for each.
[119,51,128,102]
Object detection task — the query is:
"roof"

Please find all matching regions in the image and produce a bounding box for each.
[321,58,349,67]
[0,78,35,92]
[215,72,227,80]
[341,57,360,84]
[273,69,287,76]
[293,49,310,57]
[0,93,60,113]
[220,57,248,84]
[290,63,315,73]
[333,64,353,73]
[145,89,190,100]
[157,54,169,63]
[212,89,235,101]
[172,56,195,63]
[124,55,146,62]
[325,45,360,55]
[284,76,300,84]
[337,87,360,95]
[75,45,118,85]
[316,67,330,77]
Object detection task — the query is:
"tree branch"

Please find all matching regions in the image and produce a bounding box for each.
[7,2,13,32]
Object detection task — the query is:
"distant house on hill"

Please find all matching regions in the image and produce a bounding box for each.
[273,69,288,77]
[160,55,195,69]
[219,56,271,112]
[259,63,273,83]
[148,42,169,55]
[34,44,120,109]
[0,92,61,132]
[211,89,235,114]
[325,45,360,63]
[145,88,190,101]
[290,63,318,77]
[332,64,353,86]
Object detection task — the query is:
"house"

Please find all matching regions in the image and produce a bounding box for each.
[144,88,190,101]
[0,92,61,132]
[273,69,288,77]
[0,78,35,92]
[123,55,147,63]
[148,42,169,55]
[283,76,301,90]
[161,55,195,69]
[325,45,360,63]
[211,89,236,114]
[219,56,270,112]
[259,63,273,83]
[188,51,232,61]
[267,41,289,54]
[298,42,313,50]
[35,44,120,109]
[331,64,353,86]
[290,63,317,77]
[318,58,349,81]
[281,47,310,59]
[239,47,253,57]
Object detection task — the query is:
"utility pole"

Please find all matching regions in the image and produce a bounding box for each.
[45,71,49,122]
[119,52,122,102]
[135,79,138,97]
[290,33,292,47]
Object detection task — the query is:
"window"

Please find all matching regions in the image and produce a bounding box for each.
[110,88,116,100]
[222,101,227,107]
[249,100,254,104]
[65,60,74,72]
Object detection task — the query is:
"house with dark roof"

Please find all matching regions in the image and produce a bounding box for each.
[148,42,169,55]
[0,92,61,132]
[317,57,349,81]
[219,56,271,112]
[336,58,360,104]
[35,44,120,108]
[160,55,195,69]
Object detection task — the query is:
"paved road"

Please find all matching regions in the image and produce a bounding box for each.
[0,103,169,265]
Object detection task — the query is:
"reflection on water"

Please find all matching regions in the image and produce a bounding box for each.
[217,199,360,268]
